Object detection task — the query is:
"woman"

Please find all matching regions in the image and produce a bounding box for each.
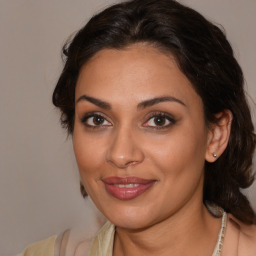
[19,0,256,255]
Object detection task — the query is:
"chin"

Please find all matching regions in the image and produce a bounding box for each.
[112,217,152,231]
[102,204,157,230]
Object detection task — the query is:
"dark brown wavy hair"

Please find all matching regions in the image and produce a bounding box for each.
[52,0,256,224]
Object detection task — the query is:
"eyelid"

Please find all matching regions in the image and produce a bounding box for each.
[142,111,176,129]
[80,112,112,128]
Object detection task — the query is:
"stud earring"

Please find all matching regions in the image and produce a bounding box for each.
[213,153,217,158]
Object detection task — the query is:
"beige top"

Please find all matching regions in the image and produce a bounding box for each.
[18,214,256,256]
[17,235,56,256]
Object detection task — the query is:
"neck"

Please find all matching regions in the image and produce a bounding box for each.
[113,195,221,256]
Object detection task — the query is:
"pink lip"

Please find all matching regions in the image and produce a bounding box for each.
[102,176,156,200]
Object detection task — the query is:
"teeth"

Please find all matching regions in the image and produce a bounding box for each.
[115,184,139,188]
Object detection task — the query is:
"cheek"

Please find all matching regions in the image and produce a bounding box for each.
[145,126,208,186]
[73,136,106,200]
[73,126,106,181]
[150,131,205,165]
[147,131,206,208]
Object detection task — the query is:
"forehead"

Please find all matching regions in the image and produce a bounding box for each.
[75,44,201,108]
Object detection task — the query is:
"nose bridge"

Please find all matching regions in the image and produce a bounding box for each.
[106,124,144,168]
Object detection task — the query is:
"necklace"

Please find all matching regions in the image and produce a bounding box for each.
[211,211,227,256]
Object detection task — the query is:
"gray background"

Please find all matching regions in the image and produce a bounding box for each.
[0,0,255,255]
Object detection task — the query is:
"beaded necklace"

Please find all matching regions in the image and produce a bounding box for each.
[212,212,227,256]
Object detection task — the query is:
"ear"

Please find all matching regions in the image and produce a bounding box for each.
[205,110,233,163]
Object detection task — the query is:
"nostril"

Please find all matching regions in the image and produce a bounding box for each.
[106,156,141,169]
[106,148,145,169]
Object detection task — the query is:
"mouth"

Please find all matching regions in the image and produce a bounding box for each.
[102,176,156,200]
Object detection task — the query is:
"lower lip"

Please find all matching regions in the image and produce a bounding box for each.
[104,182,155,200]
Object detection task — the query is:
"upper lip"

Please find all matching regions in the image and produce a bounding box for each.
[102,176,156,185]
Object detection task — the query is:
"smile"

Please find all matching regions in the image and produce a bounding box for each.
[115,184,140,188]
[102,176,156,200]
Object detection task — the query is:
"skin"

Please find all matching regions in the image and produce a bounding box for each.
[73,44,231,256]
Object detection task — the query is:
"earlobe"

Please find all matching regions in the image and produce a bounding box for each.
[205,110,233,163]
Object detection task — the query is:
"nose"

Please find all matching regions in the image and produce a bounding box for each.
[106,127,145,169]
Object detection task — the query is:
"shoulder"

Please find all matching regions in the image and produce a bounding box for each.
[235,217,256,256]
[18,230,93,256]
[54,222,114,256]
[18,221,106,256]
[55,229,92,256]
[18,235,56,256]
[224,214,256,256]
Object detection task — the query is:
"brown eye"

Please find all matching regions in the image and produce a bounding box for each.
[81,114,112,127]
[93,115,104,125]
[153,116,166,126]
[143,113,176,129]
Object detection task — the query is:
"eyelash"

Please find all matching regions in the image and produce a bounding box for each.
[80,112,111,129]
[143,112,176,129]
[80,111,176,130]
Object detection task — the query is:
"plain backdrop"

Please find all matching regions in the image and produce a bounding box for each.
[0,0,255,255]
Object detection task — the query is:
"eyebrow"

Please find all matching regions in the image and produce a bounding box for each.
[76,95,111,109]
[137,96,186,110]
[76,94,185,110]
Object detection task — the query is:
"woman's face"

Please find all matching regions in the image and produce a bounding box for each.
[73,44,212,229]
